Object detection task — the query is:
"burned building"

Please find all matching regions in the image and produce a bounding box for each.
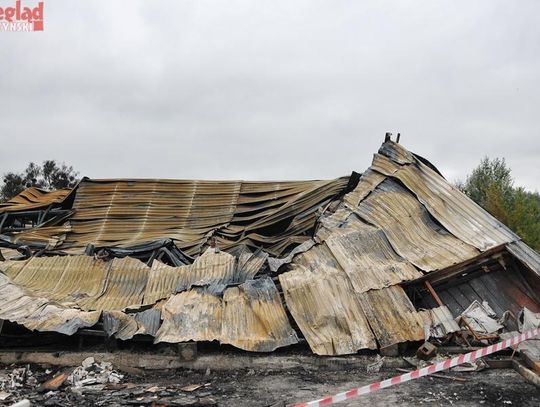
[0,138,539,356]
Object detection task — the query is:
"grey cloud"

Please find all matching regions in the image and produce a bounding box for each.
[0,0,539,190]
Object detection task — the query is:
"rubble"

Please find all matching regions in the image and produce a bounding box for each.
[459,301,504,336]
[67,357,123,388]
[0,362,537,406]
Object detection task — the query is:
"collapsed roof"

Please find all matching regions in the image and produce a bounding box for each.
[0,139,539,355]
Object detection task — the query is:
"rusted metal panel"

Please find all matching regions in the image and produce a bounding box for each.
[221,278,298,352]
[323,217,422,292]
[0,273,100,335]
[357,285,425,348]
[342,169,386,209]
[144,249,238,304]
[0,187,72,213]
[87,256,149,311]
[0,249,242,314]
[230,245,268,281]
[103,309,161,340]
[0,249,297,350]
[373,142,517,251]
[1,255,110,308]
[354,180,479,272]
[156,278,297,351]
[6,255,149,312]
[279,266,377,355]
[155,288,223,344]
[13,177,348,256]
[0,139,537,357]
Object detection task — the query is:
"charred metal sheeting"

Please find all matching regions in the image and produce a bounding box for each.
[1,255,149,311]
[279,265,377,355]
[155,288,222,344]
[0,247,284,349]
[0,273,100,335]
[227,245,269,282]
[221,278,298,352]
[353,180,480,272]
[0,248,255,313]
[322,217,423,292]
[144,249,238,304]
[103,309,162,340]
[360,289,459,347]
[357,286,425,348]
[8,177,349,257]
[0,187,71,213]
[342,169,386,209]
[267,239,316,272]
[280,265,458,353]
[419,306,461,339]
[155,277,298,352]
[277,140,525,355]
[1,255,111,310]
[371,143,518,251]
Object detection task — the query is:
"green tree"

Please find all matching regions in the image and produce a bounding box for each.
[458,157,540,251]
[1,160,79,202]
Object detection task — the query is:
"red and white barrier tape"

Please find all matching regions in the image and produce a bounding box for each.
[294,327,540,407]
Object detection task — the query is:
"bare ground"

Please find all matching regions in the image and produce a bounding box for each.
[0,363,538,406]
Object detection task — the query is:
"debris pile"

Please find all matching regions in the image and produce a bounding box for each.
[67,357,123,388]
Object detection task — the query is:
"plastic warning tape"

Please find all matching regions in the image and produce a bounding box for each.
[293,327,539,407]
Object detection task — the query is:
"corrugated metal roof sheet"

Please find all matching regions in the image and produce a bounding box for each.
[279,266,377,355]
[354,180,480,272]
[0,187,72,213]
[372,142,518,251]
[155,288,223,343]
[280,265,459,352]
[221,278,298,352]
[144,249,238,304]
[323,217,423,292]
[103,309,162,340]
[2,255,110,308]
[0,273,100,335]
[0,248,250,313]
[156,277,298,351]
[357,285,425,348]
[10,177,348,256]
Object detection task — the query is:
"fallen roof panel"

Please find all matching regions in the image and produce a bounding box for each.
[372,143,518,251]
[0,273,100,335]
[279,266,377,355]
[354,180,480,272]
[156,277,298,351]
[25,177,349,256]
[0,187,72,214]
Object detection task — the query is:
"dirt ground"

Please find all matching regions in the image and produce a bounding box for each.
[0,362,538,407]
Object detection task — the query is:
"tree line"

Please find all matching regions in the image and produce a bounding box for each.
[456,157,540,251]
[1,160,79,202]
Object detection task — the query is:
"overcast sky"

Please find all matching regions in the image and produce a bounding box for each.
[1,0,539,190]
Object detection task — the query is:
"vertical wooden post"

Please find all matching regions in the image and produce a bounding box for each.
[424,281,444,307]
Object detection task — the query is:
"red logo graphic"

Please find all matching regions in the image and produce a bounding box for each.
[0,0,44,31]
